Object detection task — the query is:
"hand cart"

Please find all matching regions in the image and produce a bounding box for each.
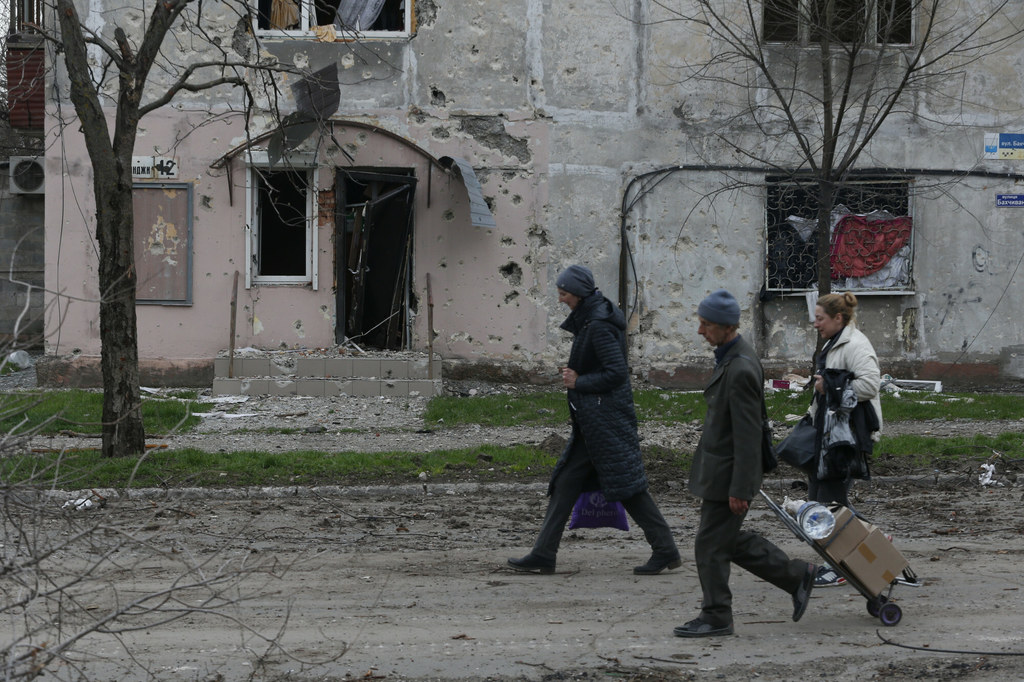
[759,489,920,626]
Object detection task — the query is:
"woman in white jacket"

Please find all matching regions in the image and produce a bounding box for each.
[809,292,882,586]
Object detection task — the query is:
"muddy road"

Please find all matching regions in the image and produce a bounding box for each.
[10,385,1024,681]
[50,473,1024,682]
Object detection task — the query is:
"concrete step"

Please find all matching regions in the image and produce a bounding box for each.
[212,355,442,397]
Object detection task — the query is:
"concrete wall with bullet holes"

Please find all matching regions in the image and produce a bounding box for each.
[38,0,1024,388]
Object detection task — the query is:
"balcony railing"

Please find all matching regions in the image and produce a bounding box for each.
[8,0,45,37]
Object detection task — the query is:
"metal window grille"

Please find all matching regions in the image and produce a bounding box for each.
[764,176,913,292]
[762,0,913,46]
[9,0,45,35]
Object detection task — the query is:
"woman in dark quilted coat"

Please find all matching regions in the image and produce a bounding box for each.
[507,265,680,575]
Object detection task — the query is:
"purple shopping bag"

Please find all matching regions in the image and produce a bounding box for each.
[568,491,629,531]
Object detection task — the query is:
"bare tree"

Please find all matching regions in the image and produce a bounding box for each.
[1,484,279,679]
[0,324,331,679]
[0,275,355,679]
[0,467,317,678]
[645,0,1024,297]
[39,0,305,457]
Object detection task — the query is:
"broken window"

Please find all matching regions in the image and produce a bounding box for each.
[763,0,913,45]
[764,177,914,293]
[133,183,193,305]
[246,165,318,288]
[254,0,412,37]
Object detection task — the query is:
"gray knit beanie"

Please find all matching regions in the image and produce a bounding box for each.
[697,289,740,326]
[556,265,597,298]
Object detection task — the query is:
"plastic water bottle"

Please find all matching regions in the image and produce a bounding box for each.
[796,502,836,540]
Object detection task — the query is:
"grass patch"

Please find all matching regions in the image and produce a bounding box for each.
[764,389,1024,423]
[422,388,1024,428]
[634,390,704,423]
[2,444,557,489]
[878,392,1024,421]
[424,389,710,427]
[4,386,1024,489]
[0,390,212,436]
[874,432,1024,468]
[424,392,568,427]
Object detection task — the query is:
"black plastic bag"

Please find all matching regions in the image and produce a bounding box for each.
[776,414,817,471]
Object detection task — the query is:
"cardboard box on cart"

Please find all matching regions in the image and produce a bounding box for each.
[841,528,909,596]
[814,505,872,562]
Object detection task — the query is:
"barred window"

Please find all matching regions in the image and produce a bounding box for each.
[764,0,913,46]
[764,177,914,293]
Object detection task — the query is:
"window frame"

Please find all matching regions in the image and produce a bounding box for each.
[763,175,916,295]
[762,0,914,47]
[253,0,414,40]
[245,152,319,290]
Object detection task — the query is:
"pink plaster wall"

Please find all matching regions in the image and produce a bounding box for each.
[43,107,551,364]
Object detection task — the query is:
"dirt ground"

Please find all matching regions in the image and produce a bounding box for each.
[19,385,1019,679]
[52,475,1024,682]
[20,385,1023,682]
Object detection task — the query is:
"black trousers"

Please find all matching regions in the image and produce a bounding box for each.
[694,499,807,627]
[808,474,852,507]
[531,437,678,561]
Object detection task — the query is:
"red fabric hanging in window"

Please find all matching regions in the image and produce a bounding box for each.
[830,215,912,278]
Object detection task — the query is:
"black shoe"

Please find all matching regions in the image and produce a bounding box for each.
[507,553,555,574]
[792,563,816,622]
[633,553,683,575]
[673,617,734,638]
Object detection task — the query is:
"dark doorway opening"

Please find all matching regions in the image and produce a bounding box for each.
[335,169,417,349]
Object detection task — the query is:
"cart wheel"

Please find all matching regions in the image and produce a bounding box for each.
[867,594,888,617]
[878,602,902,626]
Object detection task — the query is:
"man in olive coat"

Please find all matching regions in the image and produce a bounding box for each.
[676,289,816,638]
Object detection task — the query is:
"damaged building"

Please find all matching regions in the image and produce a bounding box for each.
[7,0,1024,389]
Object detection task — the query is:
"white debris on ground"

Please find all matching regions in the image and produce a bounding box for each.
[4,350,33,371]
[979,462,1004,487]
[61,490,106,511]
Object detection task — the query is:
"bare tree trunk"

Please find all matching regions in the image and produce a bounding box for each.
[57,0,147,456]
[96,175,146,456]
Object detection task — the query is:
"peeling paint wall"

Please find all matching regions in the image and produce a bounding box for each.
[41,0,1024,386]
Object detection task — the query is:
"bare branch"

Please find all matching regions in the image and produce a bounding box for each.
[636,0,1024,303]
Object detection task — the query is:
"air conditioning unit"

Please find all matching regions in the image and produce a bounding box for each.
[9,156,45,195]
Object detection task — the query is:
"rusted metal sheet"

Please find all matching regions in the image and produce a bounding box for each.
[6,46,45,131]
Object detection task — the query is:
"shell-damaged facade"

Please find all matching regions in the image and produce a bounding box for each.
[27,0,1024,387]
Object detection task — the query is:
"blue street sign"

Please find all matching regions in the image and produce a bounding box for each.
[996,194,1024,207]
